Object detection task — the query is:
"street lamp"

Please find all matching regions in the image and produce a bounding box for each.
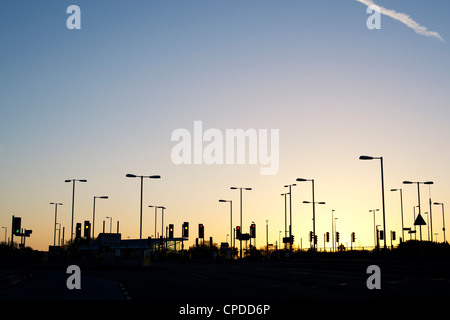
[50,202,63,246]
[159,206,166,239]
[433,202,446,243]
[65,179,87,244]
[2,227,7,244]
[126,173,161,239]
[403,180,433,240]
[331,210,335,252]
[297,178,322,253]
[93,196,108,239]
[230,186,252,259]
[303,199,326,252]
[369,209,379,248]
[106,216,113,233]
[219,200,233,247]
[284,183,296,240]
[390,188,404,242]
[281,193,288,245]
[359,155,387,252]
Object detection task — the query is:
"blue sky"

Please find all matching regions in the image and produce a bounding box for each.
[1,1,449,250]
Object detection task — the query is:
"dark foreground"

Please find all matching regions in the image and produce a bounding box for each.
[1,256,450,307]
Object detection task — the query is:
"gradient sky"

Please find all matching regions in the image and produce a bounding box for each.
[1,0,450,251]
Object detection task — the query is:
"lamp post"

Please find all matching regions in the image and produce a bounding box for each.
[369,209,379,248]
[160,206,166,239]
[433,202,446,243]
[424,212,430,241]
[331,210,335,252]
[50,202,63,246]
[302,200,326,252]
[219,200,233,247]
[403,180,433,240]
[359,156,387,252]
[92,196,108,239]
[297,178,323,253]
[2,227,7,244]
[65,179,87,244]
[126,174,161,239]
[284,183,296,240]
[149,205,162,239]
[106,216,113,233]
[390,188,404,242]
[230,187,252,259]
[281,193,288,248]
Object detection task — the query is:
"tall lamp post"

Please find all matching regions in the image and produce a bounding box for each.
[219,200,233,247]
[126,174,161,239]
[302,199,326,252]
[297,178,323,253]
[433,202,446,243]
[281,193,288,248]
[284,183,296,241]
[331,210,335,252]
[403,180,433,240]
[390,188,404,242]
[93,196,108,239]
[65,179,87,244]
[359,156,387,252]
[369,209,379,248]
[230,186,252,259]
[50,202,63,246]
[148,205,164,238]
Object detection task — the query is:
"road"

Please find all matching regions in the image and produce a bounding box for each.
[1,258,449,305]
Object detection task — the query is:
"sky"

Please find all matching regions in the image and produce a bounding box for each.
[1,0,450,251]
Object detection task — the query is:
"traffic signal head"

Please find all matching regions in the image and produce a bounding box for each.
[183,222,189,237]
[12,217,21,236]
[326,232,330,242]
[76,223,81,239]
[169,224,174,238]
[84,221,91,238]
[250,223,256,238]
[198,223,204,239]
[336,232,340,242]
[236,226,241,238]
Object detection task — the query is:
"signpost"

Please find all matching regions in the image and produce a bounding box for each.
[414,213,427,241]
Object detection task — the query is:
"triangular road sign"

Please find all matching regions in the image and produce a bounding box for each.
[414,213,426,226]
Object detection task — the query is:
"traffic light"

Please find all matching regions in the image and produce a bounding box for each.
[392,231,396,241]
[326,232,330,242]
[309,231,313,242]
[12,216,21,236]
[169,224,174,238]
[314,235,318,245]
[250,223,256,238]
[236,226,241,239]
[336,232,340,243]
[84,221,91,239]
[379,230,384,240]
[76,223,81,239]
[290,235,295,244]
[182,222,189,237]
[198,223,204,239]
[351,232,356,243]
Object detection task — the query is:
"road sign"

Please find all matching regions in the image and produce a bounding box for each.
[414,213,426,226]
[97,233,121,246]
[238,233,250,241]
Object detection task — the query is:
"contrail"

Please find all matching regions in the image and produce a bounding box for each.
[356,0,444,42]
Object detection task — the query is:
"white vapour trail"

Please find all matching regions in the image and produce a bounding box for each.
[356,0,444,42]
